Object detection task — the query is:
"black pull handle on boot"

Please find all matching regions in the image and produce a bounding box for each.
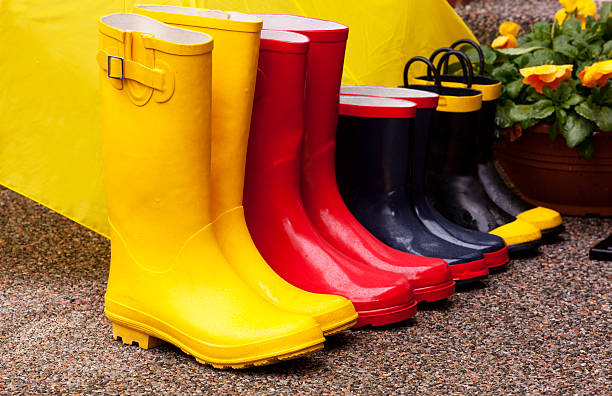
[446,39,485,76]
[403,56,442,92]
[430,49,474,88]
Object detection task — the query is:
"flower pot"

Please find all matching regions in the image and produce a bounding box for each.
[495,124,612,216]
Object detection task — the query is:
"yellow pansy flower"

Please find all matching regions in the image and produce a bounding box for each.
[579,60,612,88]
[492,34,518,49]
[520,65,573,93]
[556,0,597,28]
[499,21,520,36]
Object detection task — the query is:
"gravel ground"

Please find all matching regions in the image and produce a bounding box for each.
[1,184,611,394]
[454,0,607,44]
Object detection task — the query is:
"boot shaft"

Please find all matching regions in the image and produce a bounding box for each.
[98,13,213,267]
[426,87,483,177]
[254,15,348,177]
[336,96,417,208]
[135,5,262,218]
[339,85,440,205]
[245,30,310,193]
[477,99,498,164]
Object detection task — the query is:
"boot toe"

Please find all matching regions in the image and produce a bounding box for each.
[347,276,414,313]
[490,219,542,246]
[516,207,562,232]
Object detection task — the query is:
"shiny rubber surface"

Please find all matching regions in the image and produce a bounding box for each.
[259,17,454,302]
[427,107,520,230]
[99,14,325,368]
[411,107,507,254]
[335,113,488,280]
[242,29,415,322]
[340,85,508,269]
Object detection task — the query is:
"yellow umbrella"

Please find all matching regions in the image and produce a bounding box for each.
[0,0,475,237]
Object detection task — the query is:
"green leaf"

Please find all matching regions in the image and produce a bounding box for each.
[556,82,573,103]
[495,100,515,129]
[562,93,584,108]
[509,104,533,122]
[514,53,533,68]
[575,102,596,122]
[587,41,603,58]
[557,108,568,125]
[560,113,594,147]
[496,46,545,56]
[531,99,555,119]
[507,100,554,123]
[577,138,594,159]
[532,21,553,41]
[603,40,612,57]
[575,102,612,131]
[599,2,612,23]
[542,86,555,99]
[596,106,612,132]
[481,45,498,66]
[532,48,562,65]
[553,36,579,58]
[598,85,612,105]
[505,79,524,99]
[492,63,520,83]
[561,18,582,36]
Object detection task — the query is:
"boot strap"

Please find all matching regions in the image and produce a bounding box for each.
[96,49,166,92]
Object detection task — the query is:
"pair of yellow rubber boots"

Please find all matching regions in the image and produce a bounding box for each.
[98,6,357,369]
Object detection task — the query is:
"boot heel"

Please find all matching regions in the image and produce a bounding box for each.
[112,323,163,349]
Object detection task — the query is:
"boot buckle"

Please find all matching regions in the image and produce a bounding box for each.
[107,56,125,80]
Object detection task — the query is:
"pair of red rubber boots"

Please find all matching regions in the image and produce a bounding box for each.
[243,15,457,328]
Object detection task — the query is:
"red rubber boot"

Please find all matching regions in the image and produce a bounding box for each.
[243,30,417,328]
[256,14,458,299]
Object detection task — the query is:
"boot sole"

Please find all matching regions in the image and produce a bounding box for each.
[321,314,359,337]
[541,224,565,241]
[484,246,510,269]
[507,239,541,255]
[352,301,418,328]
[107,310,324,369]
[413,280,456,303]
[448,258,489,282]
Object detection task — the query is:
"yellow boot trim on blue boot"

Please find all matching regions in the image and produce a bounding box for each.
[517,207,563,236]
[98,13,324,369]
[490,219,542,253]
[134,4,358,334]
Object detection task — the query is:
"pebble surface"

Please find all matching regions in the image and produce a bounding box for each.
[454,0,607,45]
[1,184,611,394]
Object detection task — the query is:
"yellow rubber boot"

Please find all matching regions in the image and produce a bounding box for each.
[98,13,324,369]
[134,5,358,335]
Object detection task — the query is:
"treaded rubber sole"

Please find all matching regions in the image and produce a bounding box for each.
[108,312,324,370]
[507,239,541,255]
[541,224,565,241]
[483,246,510,269]
[321,313,359,336]
[455,275,488,286]
[352,301,418,328]
[448,258,489,282]
[413,280,455,303]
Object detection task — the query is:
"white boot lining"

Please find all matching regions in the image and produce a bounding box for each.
[101,13,211,45]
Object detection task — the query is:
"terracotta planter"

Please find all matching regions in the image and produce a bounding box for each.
[495,124,612,216]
